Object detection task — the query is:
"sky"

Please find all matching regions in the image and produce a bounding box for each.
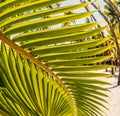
[62,0,107,26]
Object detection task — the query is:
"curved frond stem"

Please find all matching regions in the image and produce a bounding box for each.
[0,31,77,115]
[104,0,120,22]
[90,1,120,86]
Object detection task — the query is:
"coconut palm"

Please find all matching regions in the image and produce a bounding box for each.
[0,0,113,116]
[103,0,120,84]
[104,0,120,25]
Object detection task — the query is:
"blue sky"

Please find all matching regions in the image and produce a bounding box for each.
[63,0,105,11]
[62,0,106,25]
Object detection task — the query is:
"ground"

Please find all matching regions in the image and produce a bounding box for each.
[97,69,120,116]
[102,70,120,116]
[107,77,120,116]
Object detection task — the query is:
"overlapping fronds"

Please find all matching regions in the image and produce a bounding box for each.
[0,43,111,116]
[0,44,73,116]
[0,0,114,115]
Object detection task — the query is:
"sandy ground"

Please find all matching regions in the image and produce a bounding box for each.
[99,69,120,116]
[106,77,120,116]
[109,86,120,116]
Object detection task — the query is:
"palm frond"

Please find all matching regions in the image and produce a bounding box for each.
[0,43,73,116]
[0,43,111,116]
[0,0,114,115]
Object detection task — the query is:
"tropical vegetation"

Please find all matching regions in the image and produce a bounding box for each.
[0,0,118,116]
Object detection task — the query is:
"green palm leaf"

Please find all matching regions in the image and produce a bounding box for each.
[0,0,114,116]
[0,44,73,116]
[0,43,111,116]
